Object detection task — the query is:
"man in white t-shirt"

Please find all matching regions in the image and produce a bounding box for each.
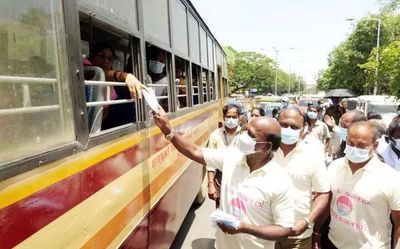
[153,108,294,249]
[326,121,400,249]
[305,105,331,153]
[275,108,330,249]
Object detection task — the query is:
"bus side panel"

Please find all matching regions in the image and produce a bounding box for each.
[120,160,203,249]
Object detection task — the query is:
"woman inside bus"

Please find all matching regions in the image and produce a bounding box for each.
[89,43,146,129]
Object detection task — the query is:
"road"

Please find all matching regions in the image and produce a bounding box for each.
[170,197,217,249]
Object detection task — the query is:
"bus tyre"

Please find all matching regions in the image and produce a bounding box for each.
[194,168,208,204]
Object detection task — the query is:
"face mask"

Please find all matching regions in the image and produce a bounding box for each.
[224,118,238,129]
[307,111,318,120]
[391,138,400,150]
[281,127,301,145]
[338,126,348,141]
[344,145,372,163]
[236,133,257,155]
[149,60,165,74]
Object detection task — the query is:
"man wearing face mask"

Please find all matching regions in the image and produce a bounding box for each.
[324,110,367,159]
[153,107,294,249]
[305,105,331,154]
[207,104,241,207]
[380,118,400,170]
[324,121,400,249]
[274,108,330,249]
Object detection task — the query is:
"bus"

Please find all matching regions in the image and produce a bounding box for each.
[0,0,228,248]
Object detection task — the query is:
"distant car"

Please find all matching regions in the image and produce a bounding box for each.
[364,102,399,125]
[258,102,283,118]
[297,98,319,107]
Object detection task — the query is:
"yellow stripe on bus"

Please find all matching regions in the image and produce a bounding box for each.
[0,103,217,209]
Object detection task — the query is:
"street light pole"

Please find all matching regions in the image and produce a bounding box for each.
[288,63,291,94]
[373,17,381,95]
[273,48,278,95]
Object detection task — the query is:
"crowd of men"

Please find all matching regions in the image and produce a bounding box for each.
[152,99,400,249]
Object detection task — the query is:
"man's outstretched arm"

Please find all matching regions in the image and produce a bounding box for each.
[153,107,206,165]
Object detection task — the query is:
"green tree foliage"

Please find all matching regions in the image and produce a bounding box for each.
[224,46,306,95]
[317,10,400,98]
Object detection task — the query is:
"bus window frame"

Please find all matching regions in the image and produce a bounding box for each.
[0,0,87,180]
[80,18,146,149]
[174,56,190,111]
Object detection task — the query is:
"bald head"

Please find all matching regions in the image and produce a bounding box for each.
[249,117,281,151]
[279,107,306,128]
[340,110,367,128]
[368,119,386,137]
[348,121,379,146]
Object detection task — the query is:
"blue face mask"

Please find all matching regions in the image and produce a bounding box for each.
[344,145,372,163]
[338,126,348,141]
[281,127,301,145]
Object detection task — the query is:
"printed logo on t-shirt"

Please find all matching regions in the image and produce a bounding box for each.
[229,197,247,218]
[336,195,353,216]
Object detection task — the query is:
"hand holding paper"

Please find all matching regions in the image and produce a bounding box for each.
[141,87,162,111]
[210,209,240,230]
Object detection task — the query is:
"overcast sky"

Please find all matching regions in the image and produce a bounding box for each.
[191,0,381,85]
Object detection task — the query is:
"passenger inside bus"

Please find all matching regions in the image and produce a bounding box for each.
[89,43,146,130]
[175,59,187,109]
[146,46,169,111]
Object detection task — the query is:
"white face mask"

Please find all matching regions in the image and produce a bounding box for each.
[338,126,348,141]
[307,111,318,120]
[281,127,301,145]
[344,145,372,163]
[148,60,165,74]
[224,117,238,129]
[236,133,257,155]
[392,138,400,150]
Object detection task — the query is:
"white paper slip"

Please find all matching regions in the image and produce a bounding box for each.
[141,87,160,111]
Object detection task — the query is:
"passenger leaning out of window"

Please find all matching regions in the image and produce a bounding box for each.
[89,43,147,130]
[90,43,146,100]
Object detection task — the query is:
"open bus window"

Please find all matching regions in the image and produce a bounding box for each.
[191,64,200,106]
[145,45,170,112]
[175,57,188,110]
[80,21,139,133]
[0,1,76,164]
[202,69,209,103]
[210,72,216,100]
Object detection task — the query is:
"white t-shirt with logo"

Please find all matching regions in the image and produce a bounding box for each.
[274,141,330,239]
[203,148,294,249]
[328,156,400,249]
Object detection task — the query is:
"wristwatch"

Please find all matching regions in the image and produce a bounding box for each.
[303,217,313,229]
[165,131,174,141]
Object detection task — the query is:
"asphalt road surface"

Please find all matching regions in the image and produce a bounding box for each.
[170,197,217,249]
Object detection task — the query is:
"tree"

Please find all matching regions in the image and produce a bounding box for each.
[317,12,400,98]
[224,46,296,95]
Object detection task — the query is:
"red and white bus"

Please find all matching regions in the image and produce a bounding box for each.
[0,0,228,248]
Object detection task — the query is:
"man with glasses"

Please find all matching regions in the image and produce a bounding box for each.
[274,108,330,249]
[325,121,400,249]
[153,107,294,249]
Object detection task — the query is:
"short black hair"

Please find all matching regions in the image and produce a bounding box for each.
[308,105,320,112]
[388,119,400,137]
[252,107,265,116]
[90,42,115,58]
[223,104,241,117]
[367,111,382,120]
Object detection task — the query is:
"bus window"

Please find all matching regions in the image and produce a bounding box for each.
[191,64,200,106]
[0,1,75,164]
[202,69,209,103]
[210,72,216,100]
[175,57,188,110]
[80,22,139,132]
[146,45,170,112]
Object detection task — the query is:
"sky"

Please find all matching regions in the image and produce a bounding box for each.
[191,0,381,85]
